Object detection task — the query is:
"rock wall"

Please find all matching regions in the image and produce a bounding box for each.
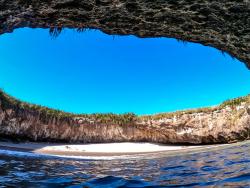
[0,0,249,66]
[0,95,249,144]
[0,1,250,144]
[138,104,250,144]
[0,103,166,143]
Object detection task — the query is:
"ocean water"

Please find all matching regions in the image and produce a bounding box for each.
[0,141,249,187]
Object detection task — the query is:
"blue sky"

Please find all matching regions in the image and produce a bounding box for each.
[0,28,250,115]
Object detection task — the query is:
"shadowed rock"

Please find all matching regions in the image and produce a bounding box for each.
[0,0,249,66]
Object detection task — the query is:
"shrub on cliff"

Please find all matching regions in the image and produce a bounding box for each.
[0,89,137,124]
[220,95,250,108]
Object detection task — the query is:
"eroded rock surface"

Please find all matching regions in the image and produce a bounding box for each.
[0,0,249,66]
[0,92,249,144]
[0,1,250,144]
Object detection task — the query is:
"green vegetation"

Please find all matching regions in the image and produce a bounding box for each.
[140,107,216,120]
[0,89,137,124]
[49,27,91,38]
[141,95,250,120]
[76,27,89,33]
[220,95,250,108]
[0,89,249,123]
[0,89,74,118]
[176,38,188,45]
[219,49,236,60]
[49,27,63,38]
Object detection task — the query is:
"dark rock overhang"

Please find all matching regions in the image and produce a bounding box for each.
[0,0,249,66]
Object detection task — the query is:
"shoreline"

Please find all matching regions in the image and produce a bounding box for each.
[0,141,227,157]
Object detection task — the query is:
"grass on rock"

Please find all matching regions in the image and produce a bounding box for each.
[0,89,249,122]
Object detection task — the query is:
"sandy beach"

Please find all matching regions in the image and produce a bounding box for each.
[0,142,210,157]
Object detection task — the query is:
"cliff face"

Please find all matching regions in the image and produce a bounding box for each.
[0,103,166,144]
[0,0,249,66]
[139,105,250,144]
[0,92,249,144]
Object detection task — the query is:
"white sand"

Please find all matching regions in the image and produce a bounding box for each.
[0,141,232,159]
[40,142,199,153]
[0,141,245,160]
[0,141,203,153]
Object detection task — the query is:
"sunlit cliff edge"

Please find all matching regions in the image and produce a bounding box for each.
[0,90,249,144]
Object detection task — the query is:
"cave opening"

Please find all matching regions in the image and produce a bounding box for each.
[0,28,250,115]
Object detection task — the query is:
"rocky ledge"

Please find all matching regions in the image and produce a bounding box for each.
[0,90,249,144]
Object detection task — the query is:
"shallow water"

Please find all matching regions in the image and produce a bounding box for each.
[0,141,249,187]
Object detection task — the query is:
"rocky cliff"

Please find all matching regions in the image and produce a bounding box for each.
[0,0,249,144]
[0,91,249,144]
[0,0,249,66]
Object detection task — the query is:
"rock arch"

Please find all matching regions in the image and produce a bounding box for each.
[0,0,249,66]
[0,0,249,144]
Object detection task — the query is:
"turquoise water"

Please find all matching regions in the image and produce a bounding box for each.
[0,141,249,187]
